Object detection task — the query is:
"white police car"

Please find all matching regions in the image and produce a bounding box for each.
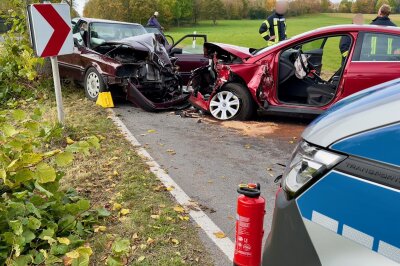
[262,79,400,266]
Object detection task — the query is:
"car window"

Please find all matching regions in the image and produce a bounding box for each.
[301,38,324,52]
[174,36,205,54]
[89,22,147,47]
[358,33,400,62]
[73,20,87,46]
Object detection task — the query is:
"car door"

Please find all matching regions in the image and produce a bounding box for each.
[301,38,325,74]
[58,19,88,81]
[169,34,209,84]
[342,32,400,98]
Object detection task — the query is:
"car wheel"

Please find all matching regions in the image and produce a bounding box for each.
[84,67,105,101]
[209,83,255,121]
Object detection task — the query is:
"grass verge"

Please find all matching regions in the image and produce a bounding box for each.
[33,86,213,265]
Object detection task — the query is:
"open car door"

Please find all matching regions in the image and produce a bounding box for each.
[300,38,326,74]
[168,34,208,84]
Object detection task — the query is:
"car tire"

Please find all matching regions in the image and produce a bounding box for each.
[84,67,106,101]
[209,83,255,121]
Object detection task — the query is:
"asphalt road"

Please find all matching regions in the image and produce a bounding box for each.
[114,105,309,265]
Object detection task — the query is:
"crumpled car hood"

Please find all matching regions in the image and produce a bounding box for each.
[104,33,158,52]
[204,42,253,59]
[102,33,171,65]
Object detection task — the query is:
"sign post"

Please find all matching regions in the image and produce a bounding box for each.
[50,56,65,123]
[27,3,73,124]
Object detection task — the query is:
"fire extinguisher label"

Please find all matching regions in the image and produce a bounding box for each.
[237,215,251,236]
[236,235,252,256]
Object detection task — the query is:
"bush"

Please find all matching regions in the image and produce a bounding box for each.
[0,108,105,265]
[248,7,266,20]
[0,0,44,106]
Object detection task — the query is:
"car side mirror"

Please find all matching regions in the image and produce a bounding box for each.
[170,47,182,56]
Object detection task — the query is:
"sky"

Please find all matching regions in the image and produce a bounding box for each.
[74,0,342,16]
[75,0,87,15]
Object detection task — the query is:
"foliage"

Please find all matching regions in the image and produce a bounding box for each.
[105,238,131,265]
[339,0,353,13]
[375,0,398,12]
[0,108,105,265]
[351,0,376,13]
[202,0,225,25]
[0,0,43,106]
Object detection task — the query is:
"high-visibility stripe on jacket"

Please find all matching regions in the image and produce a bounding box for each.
[259,12,287,46]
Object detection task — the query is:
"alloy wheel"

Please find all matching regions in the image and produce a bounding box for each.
[209,91,240,120]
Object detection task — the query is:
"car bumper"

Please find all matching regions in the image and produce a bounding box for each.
[261,189,321,266]
[189,92,209,112]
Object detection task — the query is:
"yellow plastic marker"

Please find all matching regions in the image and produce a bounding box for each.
[96,92,114,108]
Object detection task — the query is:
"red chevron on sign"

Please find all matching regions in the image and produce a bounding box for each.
[28,4,73,57]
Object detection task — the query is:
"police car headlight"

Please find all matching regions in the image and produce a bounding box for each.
[282,141,346,196]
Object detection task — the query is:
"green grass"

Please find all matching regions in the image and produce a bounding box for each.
[36,88,212,265]
[166,13,400,73]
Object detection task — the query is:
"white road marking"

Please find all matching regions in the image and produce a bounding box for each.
[109,110,235,261]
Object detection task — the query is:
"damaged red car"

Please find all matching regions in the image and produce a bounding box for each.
[189,25,400,120]
[58,18,208,111]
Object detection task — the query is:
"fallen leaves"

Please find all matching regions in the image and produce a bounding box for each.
[166,149,176,155]
[173,206,185,213]
[213,231,227,239]
[171,238,180,245]
[94,225,107,233]
[178,215,190,221]
[66,137,75,145]
[150,214,160,220]
[119,209,130,216]
[112,203,122,211]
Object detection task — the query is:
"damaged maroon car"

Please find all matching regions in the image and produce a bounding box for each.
[58,18,188,111]
[189,25,400,120]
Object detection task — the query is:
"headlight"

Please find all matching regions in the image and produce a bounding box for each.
[282,141,346,196]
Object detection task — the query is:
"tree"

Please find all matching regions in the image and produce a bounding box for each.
[351,0,375,13]
[321,0,332,12]
[265,0,275,11]
[375,0,398,12]
[202,0,225,25]
[172,0,193,26]
[339,0,352,13]
[192,0,201,24]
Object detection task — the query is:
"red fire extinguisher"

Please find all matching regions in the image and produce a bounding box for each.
[234,183,265,266]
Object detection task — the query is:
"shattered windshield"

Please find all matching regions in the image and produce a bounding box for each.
[90,22,147,43]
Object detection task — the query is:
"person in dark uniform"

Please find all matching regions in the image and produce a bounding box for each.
[339,14,364,63]
[371,4,397,26]
[259,1,288,46]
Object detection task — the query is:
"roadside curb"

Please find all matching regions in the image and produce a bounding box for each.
[109,109,235,262]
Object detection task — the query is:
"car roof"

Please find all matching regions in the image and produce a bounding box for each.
[77,17,143,27]
[302,78,400,148]
[309,24,400,34]
[249,24,400,62]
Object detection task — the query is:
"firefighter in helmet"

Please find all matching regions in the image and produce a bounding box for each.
[259,1,288,46]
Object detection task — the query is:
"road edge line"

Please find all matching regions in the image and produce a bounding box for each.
[109,110,235,262]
